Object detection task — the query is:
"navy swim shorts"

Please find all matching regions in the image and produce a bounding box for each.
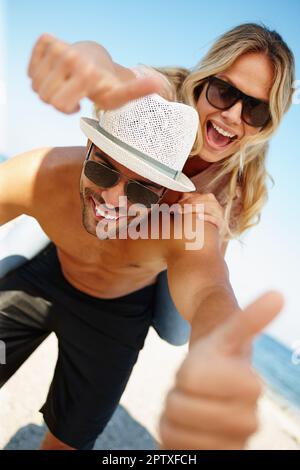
[0,243,155,449]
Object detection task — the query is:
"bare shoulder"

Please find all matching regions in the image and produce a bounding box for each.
[0,146,85,221]
[2,145,85,179]
[35,145,85,179]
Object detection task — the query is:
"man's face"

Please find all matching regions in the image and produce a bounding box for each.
[79,143,167,237]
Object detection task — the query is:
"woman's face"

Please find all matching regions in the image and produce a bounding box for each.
[196,52,274,163]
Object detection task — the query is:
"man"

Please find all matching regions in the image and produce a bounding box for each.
[0,74,282,451]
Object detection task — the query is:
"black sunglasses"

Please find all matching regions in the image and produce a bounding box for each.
[206,76,271,128]
[83,144,166,208]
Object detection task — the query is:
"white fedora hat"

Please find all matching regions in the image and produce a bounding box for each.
[80,93,198,192]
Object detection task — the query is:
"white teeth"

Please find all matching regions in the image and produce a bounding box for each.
[91,196,119,219]
[95,204,118,220]
[211,121,235,139]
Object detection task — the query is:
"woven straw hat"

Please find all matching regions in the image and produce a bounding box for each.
[80,93,198,192]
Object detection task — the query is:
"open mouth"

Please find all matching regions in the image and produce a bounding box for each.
[205,120,238,149]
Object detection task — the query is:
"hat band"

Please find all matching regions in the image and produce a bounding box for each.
[97,125,179,180]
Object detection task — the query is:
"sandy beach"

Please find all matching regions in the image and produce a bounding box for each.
[1,327,300,450]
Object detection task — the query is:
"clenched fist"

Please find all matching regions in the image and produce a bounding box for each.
[159,291,284,449]
[28,34,164,114]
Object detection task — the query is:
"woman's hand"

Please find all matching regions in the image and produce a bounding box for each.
[177,192,225,235]
[28,34,164,114]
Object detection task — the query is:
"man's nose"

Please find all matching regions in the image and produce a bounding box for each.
[101,179,127,208]
[220,100,243,126]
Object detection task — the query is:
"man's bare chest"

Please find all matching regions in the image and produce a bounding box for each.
[34,196,166,295]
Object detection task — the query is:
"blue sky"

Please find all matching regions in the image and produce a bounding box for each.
[1,0,300,346]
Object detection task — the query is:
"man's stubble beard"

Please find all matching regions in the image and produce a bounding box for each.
[79,180,97,236]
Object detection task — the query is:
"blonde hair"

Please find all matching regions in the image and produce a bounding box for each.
[154,23,295,240]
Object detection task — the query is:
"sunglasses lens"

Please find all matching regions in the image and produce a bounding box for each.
[84,156,161,207]
[84,161,119,187]
[207,77,270,128]
[243,99,271,127]
[207,78,237,109]
[126,182,160,207]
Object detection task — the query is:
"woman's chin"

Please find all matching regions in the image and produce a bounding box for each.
[199,151,222,164]
[200,145,232,163]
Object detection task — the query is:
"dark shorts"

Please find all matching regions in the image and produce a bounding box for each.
[0,243,155,449]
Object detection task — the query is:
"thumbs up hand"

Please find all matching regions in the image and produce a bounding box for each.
[159,291,284,450]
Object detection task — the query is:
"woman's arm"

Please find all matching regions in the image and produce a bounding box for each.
[28,34,165,113]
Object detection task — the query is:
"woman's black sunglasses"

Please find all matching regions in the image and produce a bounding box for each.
[83,144,166,208]
[206,76,271,128]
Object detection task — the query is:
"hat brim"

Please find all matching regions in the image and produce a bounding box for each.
[80,117,195,193]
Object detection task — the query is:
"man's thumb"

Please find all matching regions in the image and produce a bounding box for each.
[216,291,284,356]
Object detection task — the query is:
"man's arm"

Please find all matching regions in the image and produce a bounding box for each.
[0,149,48,226]
[0,146,75,226]
[160,219,283,450]
[165,221,240,347]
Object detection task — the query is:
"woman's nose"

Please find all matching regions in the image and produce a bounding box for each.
[101,179,127,208]
[220,100,243,126]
